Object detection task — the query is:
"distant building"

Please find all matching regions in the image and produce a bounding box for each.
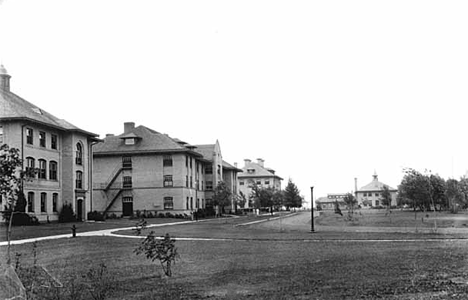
[355,172,398,207]
[0,65,99,221]
[315,194,347,210]
[92,122,240,216]
[237,158,283,208]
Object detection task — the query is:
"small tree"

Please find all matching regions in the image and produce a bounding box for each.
[380,185,392,208]
[343,192,357,211]
[0,144,32,264]
[212,181,232,216]
[134,232,179,277]
[446,178,464,213]
[283,179,302,211]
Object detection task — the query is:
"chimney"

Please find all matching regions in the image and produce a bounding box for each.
[0,65,11,92]
[234,162,238,168]
[244,159,251,167]
[124,122,135,134]
[257,158,264,167]
[106,134,114,137]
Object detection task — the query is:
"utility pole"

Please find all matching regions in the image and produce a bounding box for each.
[310,186,315,232]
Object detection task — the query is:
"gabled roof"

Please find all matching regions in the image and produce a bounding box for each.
[358,174,397,192]
[0,89,98,137]
[194,143,242,171]
[238,161,283,180]
[222,160,242,172]
[93,125,202,157]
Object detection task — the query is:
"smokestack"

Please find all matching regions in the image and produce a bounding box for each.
[354,178,358,196]
[124,122,135,134]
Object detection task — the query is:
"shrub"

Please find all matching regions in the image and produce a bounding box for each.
[58,203,76,223]
[165,212,174,218]
[158,213,165,218]
[88,211,106,221]
[8,212,39,226]
[147,211,154,218]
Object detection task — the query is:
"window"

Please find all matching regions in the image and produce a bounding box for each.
[27,192,34,212]
[124,138,135,145]
[186,176,188,188]
[76,143,83,165]
[49,161,58,180]
[185,156,188,167]
[206,181,213,190]
[0,126,3,144]
[190,176,193,188]
[26,128,33,145]
[52,193,58,212]
[256,181,261,185]
[164,197,174,210]
[163,155,172,167]
[217,165,221,175]
[265,180,270,185]
[26,157,35,177]
[186,197,189,210]
[76,171,83,189]
[39,131,46,147]
[190,197,193,210]
[123,176,132,188]
[41,193,47,212]
[122,156,132,168]
[375,193,379,197]
[51,134,57,149]
[164,175,173,187]
[38,159,47,179]
[190,157,192,169]
[240,181,244,186]
[205,167,212,174]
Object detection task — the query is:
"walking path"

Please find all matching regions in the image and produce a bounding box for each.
[2,212,468,246]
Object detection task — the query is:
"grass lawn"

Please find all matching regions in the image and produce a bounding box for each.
[2,211,468,299]
[3,235,468,299]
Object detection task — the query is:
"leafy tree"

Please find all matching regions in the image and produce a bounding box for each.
[283,179,302,210]
[429,174,447,210]
[134,232,179,277]
[398,168,432,211]
[237,191,247,209]
[458,177,468,209]
[380,186,392,208]
[0,144,34,264]
[212,181,232,216]
[343,192,357,210]
[272,190,284,211]
[250,183,275,213]
[446,178,464,213]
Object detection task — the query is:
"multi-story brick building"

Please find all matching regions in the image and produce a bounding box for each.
[92,122,240,216]
[237,158,283,208]
[0,65,99,221]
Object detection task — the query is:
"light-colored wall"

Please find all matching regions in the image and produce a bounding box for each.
[356,190,398,207]
[0,121,93,221]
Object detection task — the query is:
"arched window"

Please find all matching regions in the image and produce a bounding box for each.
[49,161,58,180]
[76,171,83,189]
[76,142,83,165]
[38,159,47,179]
[26,157,35,177]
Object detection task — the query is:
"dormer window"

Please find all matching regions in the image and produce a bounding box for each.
[247,168,255,174]
[125,138,135,145]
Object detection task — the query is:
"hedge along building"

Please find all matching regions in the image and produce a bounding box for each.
[355,172,398,208]
[92,122,240,217]
[0,65,99,222]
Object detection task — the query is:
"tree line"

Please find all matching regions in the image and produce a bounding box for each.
[398,168,468,212]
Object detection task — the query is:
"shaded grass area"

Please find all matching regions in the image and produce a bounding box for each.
[3,236,468,299]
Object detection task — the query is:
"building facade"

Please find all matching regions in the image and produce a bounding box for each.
[237,158,283,208]
[355,173,398,207]
[0,65,99,221]
[92,123,240,216]
[315,194,347,210]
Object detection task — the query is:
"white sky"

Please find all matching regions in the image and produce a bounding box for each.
[1,1,468,206]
